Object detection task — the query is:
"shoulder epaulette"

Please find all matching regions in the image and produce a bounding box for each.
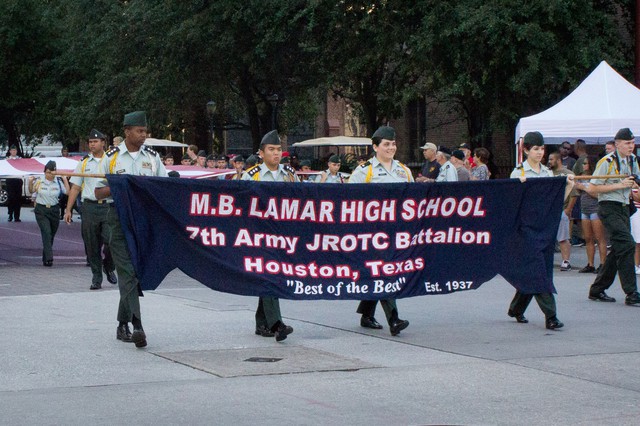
[284,164,296,175]
[246,165,261,176]
[515,163,524,170]
[82,154,90,161]
[359,161,371,168]
[142,145,159,156]
[106,147,119,157]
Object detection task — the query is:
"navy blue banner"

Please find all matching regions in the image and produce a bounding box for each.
[107,175,566,300]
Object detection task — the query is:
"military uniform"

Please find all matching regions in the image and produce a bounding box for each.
[69,147,116,290]
[588,150,639,302]
[507,161,559,324]
[436,160,458,182]
[320,170,346,183]
[33,174,65,265]
[348,154,413,334]
[242,161,297,339]
[95,112,168,347]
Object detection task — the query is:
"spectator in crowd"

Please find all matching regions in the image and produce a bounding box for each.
[574,155,607,273]
[356,155,368,166]
[319,154,346,183]
[572,139,588,175]
[29,161,70,267]
[61,147,70,158]
[415,142,440,182]
[587,127,640,306]
[450,150,470,181]
[508,131,572,330]
[548,151,577,271]
[435,147,458,182]
[163,155,174,166]
[6,177,23,222]
[112,136,123,147]
[470,147,491,180]
[180,153,191,165]
[241,130,296,342]
[458,142,475,169]
[605,140,616,154]
[560,141,577,170]
[348,125,412,336]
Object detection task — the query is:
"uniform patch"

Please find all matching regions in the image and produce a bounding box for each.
[142,162,152,169]
[395,169,407,180]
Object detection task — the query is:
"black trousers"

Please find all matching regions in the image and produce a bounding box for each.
[590,201,637,295]
[357,300,399,325]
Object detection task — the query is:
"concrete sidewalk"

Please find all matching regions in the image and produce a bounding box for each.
[2,206,640,424]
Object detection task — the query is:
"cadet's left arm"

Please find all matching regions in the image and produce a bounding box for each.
[563,175,575,201]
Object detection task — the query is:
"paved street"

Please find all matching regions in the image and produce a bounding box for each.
[1,207,640,425]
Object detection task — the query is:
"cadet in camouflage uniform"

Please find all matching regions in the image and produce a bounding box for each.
[348,126,412,336]
[95,111,168,348]
[242,130,296,342]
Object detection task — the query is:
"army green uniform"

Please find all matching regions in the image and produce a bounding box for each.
[241,162,297,331]
[70,154,115,287]
[508,161,558,319]
[348,156,414,325]
[95,144,168,324]
[589,151,638,296]
[33,177,64,264]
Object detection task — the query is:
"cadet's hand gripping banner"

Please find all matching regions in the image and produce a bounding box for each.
[107,175,566,299]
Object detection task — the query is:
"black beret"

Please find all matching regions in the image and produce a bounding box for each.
[451,150,465,161]
[88,129,106,140]
[167,171,180,178]
[280,157,290,164]
[438,146,452,155]
[260,130,281,147]
[458,143,470,150]
[44,160,57,171]
[246,154,259,167]
[232,155,245,163]
[372,126,395,141]
[9,145,17,149]
[300,159,311,167]
[523,131,544,147]
[328,154,341,163]
[182,153,190,160]
[197,150,207,158]
[615,128,634,141]
[206,154,215,161]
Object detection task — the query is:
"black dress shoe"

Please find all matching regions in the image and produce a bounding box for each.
[275,323,293,342]
[255,325,275,337]
[104,267,117,285]
[116,324,133,342]
[360,316,383,329]
[546,317,564,330]
[625,291,640,306]
[43,260,53,267]
[90,283,102,290]
[507,309,528,323]
[14,219,21,222]
[389,319,409,336]
[589,291,616,302]
[131,327,147,348]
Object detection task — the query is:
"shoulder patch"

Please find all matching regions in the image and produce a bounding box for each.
[246,165,261,176]
[82,154,90,161]
[106,147,120,157]
[142,145,159,156]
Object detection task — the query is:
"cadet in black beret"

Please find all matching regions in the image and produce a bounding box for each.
[279,157,290,164]
[371,125,395,144]
[319,154,344,183]
[181,153,191,165]
[451,150,465,161]
[230,155,245,180]
[216,155,228,169]
[245,154,259,168]
[587,127,640,307]
[123,111,148,127]
[206,154,216,168]
[196,151,207,168]
[88,129,107,140]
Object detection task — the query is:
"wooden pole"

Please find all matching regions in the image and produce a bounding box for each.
[573,174,629,180]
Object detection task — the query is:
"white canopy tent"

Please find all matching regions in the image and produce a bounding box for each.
[515,61,640,146]
[144,138,188,148]
[290,136,371,147]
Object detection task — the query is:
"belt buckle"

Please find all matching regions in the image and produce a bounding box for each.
[98,200,104,204]
[46,204,51,208]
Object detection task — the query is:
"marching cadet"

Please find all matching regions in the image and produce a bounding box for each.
[230,155,245,180]
[318,154,346,183]
[241,130,296,342]
[508,131,573,330]
[587,128,640,306]
[348,125,412,336]
[94,111,168,348]
[64,129,118,290]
